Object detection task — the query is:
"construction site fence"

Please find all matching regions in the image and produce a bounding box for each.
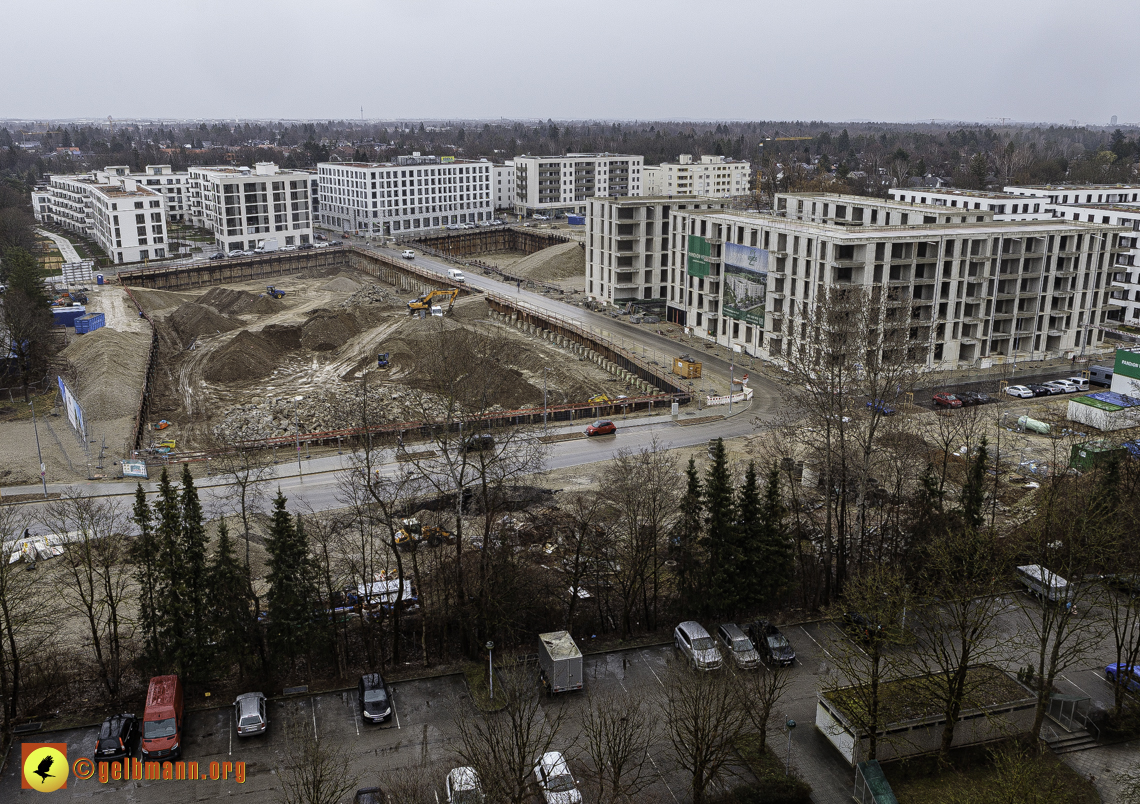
[401,225,573,257]
[134,392,682,468]
[122,285,159,452]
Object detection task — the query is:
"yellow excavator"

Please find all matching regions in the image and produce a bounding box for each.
[407,288,459,315]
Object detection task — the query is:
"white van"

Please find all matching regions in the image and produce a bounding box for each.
[1017,564,1072,608]
[1088,366,1114,386]
[446,269,466,283]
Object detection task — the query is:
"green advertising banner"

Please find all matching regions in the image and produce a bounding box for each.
[1114,348,1140,381]
[687,235,711,277]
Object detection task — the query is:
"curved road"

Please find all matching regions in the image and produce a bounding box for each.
[4,239,786,524]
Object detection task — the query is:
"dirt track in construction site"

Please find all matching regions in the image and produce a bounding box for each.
[132,266,625,451]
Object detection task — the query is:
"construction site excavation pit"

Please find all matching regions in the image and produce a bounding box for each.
[132,267,634,451]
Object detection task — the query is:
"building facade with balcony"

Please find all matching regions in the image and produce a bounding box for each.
[586,196,728,308]
[494,161,514,210]
[33,170,171,263]
[642,154,751,198]
[888,187,1052,220]
[657,195,1127,369]
[188,162,313,253]
[513,153,643,217]
[316,158,492,236]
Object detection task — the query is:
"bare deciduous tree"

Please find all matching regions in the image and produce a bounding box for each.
[276,714,361,804]
[578,688,656,804]
[734,664,794,753]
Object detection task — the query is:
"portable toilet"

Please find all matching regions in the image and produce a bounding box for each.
[96,273,104,285]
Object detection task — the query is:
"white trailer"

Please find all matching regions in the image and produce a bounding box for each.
[1016,564,1071,607]
[538,631,583,696]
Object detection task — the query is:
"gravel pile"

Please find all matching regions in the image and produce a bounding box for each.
[339,285,399,308]
[214,382,453,441]
[301,310,359,351]
[168,303,242,346]
[198,287,259,314]
[259,323,303,350]
[321,274,364,293]
[60,328,151,421]
[245,295,282,315]
[204,331,278,383]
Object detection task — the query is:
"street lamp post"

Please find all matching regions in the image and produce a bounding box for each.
[292,395,304,479]
[486,641,495,699]
[785,718,797,776]
[29,402,47,498]
[543,367,550,430]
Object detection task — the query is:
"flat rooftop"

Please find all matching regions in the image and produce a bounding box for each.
[895,187,1026,200]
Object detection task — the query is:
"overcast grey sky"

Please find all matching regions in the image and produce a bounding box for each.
[2,0,1136,124]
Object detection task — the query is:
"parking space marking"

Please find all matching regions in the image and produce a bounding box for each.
[641,649,666,688]
[393,694,401,729]
[1090,669,1112,687]
[351,694,360,736]
[311,696,318,739]
[646,749,678,802]
[799,625,833,659]
[229,710,232,756]
[1061,674,1091,698]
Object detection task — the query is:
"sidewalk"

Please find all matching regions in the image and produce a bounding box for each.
[36,228,82,263]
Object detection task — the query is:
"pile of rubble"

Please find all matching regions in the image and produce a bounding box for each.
[213,381,454,442]
[340,285,400,309]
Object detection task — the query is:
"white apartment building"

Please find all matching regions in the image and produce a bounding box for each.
[494,161,515,210]
[586,196,728,307]
[187,162,313,253]
[1005,184,1140,206]
[889,187,1050,220]
[513,153,643,217]
[134,165,190,222]
[643,154,751,199]
[316,158,493,235]
[34,170,170,263]
[652,192,1127,369]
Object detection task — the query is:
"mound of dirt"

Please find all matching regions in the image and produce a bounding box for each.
[321,275,363,293]
[301,310,360,351]
[204,331,279,383]
[60,328,151,421]
[198,287,259,314]
[245,295,283,315]
[127,287,198,315]
[168,303,242,346]
[508,241,584,282]
[260,323,303,351]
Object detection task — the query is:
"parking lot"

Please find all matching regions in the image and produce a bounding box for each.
[3,599,1135,803]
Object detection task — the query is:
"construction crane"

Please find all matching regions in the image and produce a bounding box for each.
[407,288,459,315]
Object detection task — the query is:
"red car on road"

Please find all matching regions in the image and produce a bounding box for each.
[932,392,963,408]
[585,419,617,436]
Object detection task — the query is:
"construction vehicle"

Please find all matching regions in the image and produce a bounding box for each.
[152,420,171,430]
[265,285,285,299]
[377,352,390,369]
[588,393,614,404]
[407,288,459,315]
[394,518,453,548]
[157,439,176,451]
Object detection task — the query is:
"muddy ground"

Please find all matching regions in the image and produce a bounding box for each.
[133,267,628,451]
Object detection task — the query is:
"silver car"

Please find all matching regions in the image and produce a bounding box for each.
[716,623,762,670]
[234,692,267,736]
[674,621,723,670]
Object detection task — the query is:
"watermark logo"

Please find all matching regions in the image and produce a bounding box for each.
[21,744,69,792]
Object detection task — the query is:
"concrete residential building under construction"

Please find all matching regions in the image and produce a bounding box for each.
[588,191,1130,370]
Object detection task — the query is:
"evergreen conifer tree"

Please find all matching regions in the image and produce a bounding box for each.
[959,438,988,533]
[207,521,256,677]
[703,439,738,615]
[756,466,792,608]
[152,467,185,672]
[131,483,162,670]
[177,466,210,679]
[735,462,764,613]
[265,491,317,669]
[671,457,704,614]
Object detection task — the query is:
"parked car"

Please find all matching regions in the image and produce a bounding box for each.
[141,675,183,761]
[299,242,314,250]
[533,752,582,804]
[1026,384,1053,397]
[358,673,393,723]
[314,242,330,248]
[866,399,897,416]
[1005,385,1035,399]
[958,391,993,406]
[280,244,298,252]
[208,252,226,260]
[749,620,796,667]
[932,392,962,408]
[401,249,415,259]
[227,250,245,258]
[95,713,140,761]
[1066,376,1090,391]
[1106,663,1140,693]
[715,623,762,669]
[1045,379,1078,393]
[533,214,550,221]
[843,611,881,641]
[446,767,483,803]
[585,419,617,436]
[234,692,268,736]
[1038,382,1067,395]
[490,219,504,225]
[354,788,388,804]
[462,433,495,453]
[674,621,722,670]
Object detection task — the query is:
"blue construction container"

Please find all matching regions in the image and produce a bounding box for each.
[52,305,86,327]
[74,313,106,334]
[566,214,585,226]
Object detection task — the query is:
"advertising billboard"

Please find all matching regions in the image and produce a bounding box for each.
[723,243,769,327]
[57,376,86,441]
[687,235,711,277]
[1113,348,1140,381]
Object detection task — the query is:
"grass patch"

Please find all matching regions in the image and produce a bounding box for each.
[886,737,1099,804]
[734,734,812,804]
[461,662,505,712]
[0,388,58,421]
